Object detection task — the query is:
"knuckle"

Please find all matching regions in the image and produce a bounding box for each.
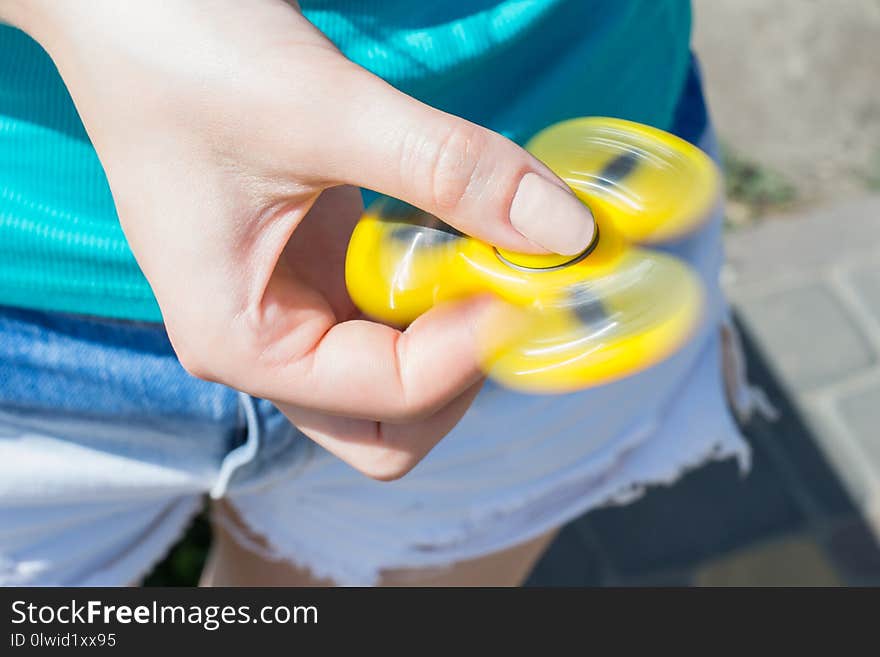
[425,123,487,214]
[166,317,233,384]
[358,448,417,482]
[174,340,219,383]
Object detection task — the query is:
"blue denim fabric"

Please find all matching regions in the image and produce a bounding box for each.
[0,305,304,495]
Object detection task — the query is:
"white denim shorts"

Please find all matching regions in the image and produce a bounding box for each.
[0,121,758,586]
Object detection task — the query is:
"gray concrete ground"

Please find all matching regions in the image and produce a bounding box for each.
[725,197,880,535]
[693,0,880,204]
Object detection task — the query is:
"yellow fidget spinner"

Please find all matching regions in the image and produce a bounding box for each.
[345,117,720,393]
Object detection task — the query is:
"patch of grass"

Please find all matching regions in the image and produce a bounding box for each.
[143,511,211,586]
[721,143,797,227]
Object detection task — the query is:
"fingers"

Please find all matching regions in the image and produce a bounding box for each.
[220,294,502,423]
[278,380,484,481]
[304,65,595,256]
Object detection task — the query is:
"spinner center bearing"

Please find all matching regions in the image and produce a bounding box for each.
[494,225,600,272]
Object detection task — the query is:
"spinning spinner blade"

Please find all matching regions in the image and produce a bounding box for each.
[345,117,720,393]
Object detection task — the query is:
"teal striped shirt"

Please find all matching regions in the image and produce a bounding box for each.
[0,0,692,322]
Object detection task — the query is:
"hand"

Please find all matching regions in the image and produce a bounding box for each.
[8,0,594,479]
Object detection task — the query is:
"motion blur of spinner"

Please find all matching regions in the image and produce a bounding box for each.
[345,117,721,393]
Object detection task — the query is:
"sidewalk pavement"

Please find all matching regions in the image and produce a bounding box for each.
[724,194,880,532]
[528,195,880,586]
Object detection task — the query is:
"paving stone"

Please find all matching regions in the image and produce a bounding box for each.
[837,380,880,466]
[735,283,876,391]
[735,314,856,518]
[694,535,842,586]
[798,402,877,510]
[724,196,880,288]
[849,263,880,327]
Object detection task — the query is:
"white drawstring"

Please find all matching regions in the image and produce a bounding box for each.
[210,392,260,499]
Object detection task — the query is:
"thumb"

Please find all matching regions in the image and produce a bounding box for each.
[311,65,595,256]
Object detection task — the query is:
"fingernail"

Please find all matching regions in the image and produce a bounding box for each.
[509,173,595,255]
